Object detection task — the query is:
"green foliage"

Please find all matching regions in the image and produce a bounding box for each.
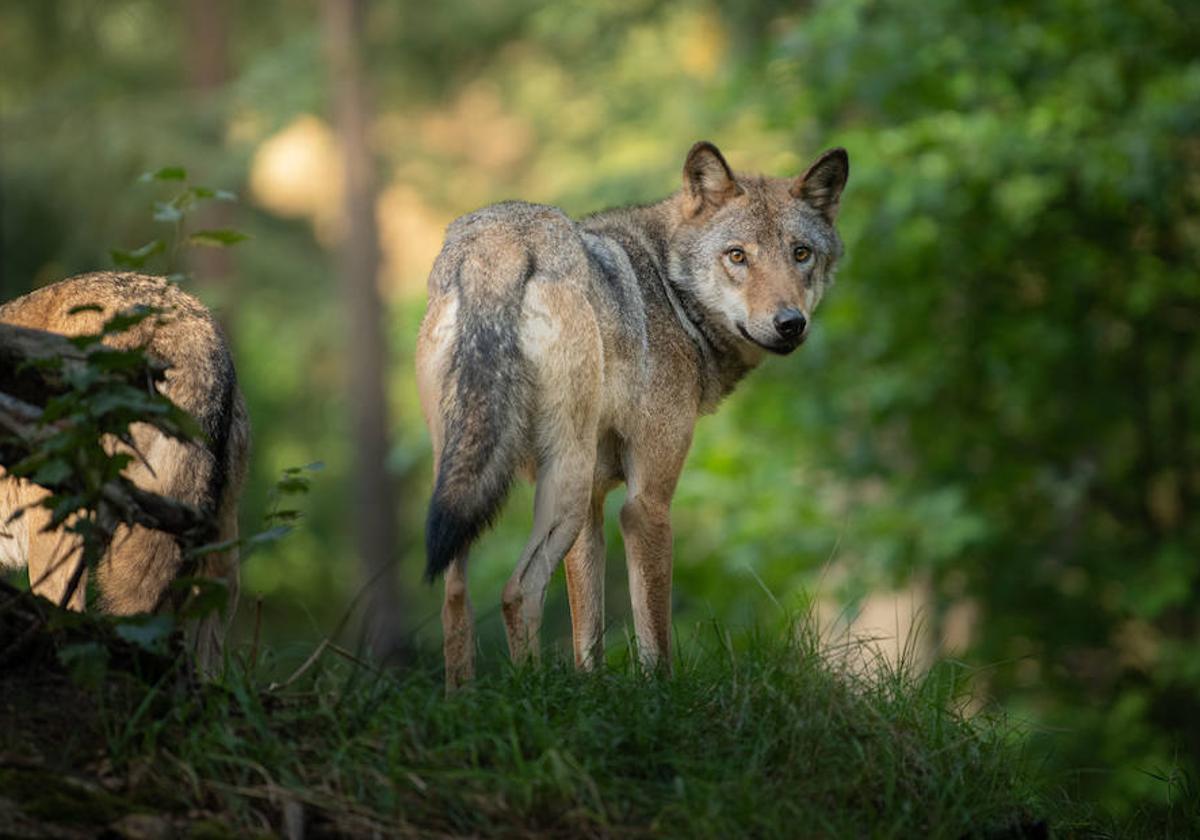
[116,167,247,276]
[737,0,1200,815]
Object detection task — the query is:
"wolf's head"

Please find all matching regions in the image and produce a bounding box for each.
[670,142,848,356]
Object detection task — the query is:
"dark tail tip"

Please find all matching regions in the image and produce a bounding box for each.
[424,493,483,583]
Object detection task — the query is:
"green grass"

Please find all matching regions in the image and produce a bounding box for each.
[8,622,1045,838]
[6,606,1197,837]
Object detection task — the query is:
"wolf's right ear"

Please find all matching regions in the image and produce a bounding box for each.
[792,148,849,221]
[683,141,742,217]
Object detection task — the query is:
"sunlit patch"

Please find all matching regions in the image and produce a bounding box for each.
[419,81,534,172]
[377,184,452,300]
[248,114,342,243]
[225,108,268,147]
[676,10,727,80]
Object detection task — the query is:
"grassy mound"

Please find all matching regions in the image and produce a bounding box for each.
[0,588,1070,839]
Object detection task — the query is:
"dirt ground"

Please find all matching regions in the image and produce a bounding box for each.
[0,582,244,839]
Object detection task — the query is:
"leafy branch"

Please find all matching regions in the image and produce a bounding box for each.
[110,166,249,277]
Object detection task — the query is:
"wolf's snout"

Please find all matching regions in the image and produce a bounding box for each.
[773,308,807,340]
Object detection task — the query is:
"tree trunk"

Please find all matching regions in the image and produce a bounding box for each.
[182,0,235,290]
[320,0,407,664]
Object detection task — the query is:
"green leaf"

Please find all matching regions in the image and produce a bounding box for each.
[67,304,105,316]
[246,525,294,547]
[115,614,176,654]
[275,475,311,495]
[102,305,160,335]
[172,577,231,620]
[86,348,148,373]
[153,201,184,223]
[188,228,250,247]
[63,363,101,391]
[88,388,166,419]
[31,459,72,486]
[110,239,165,269]
[140,166,187,182]
[59,642,109,690]
[161,406,204,440]
[47,494,85,528]
[186,186,237,202]
[67,333,103,350]
[107,453,134,473]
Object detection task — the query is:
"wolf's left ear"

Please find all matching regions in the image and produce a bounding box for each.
[791,148,849,221]
[683,141,743,217]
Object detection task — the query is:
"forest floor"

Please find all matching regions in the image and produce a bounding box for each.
[0,584,1184,839]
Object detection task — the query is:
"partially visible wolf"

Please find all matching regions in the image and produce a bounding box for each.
[417,141,849,686]
[0,272,250,671]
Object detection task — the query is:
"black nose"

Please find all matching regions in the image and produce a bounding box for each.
[773,308,807,340]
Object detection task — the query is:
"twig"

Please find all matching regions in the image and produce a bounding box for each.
[267,640,330,692]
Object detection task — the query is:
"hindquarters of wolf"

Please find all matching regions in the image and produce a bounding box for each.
[417,203,604,581]
[0,272,251,672]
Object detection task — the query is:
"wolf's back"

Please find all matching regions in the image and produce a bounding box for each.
[423,209,553,580]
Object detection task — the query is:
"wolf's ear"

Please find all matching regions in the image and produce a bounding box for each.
[683,141,742,216]
[791,148,849,221]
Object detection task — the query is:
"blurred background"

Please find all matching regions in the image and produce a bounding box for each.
[2,0,1197,817]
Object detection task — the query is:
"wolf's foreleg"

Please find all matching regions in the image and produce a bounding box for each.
[564,491,607,669]
[620,431,691,672]
[620,493,674,670]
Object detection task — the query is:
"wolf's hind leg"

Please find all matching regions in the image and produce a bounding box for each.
[442,555,475,689]
[97,527,181,614]
[502,454,593,663]
[564,490,607,669]
[188,498,242,677]
[503,281,600,663]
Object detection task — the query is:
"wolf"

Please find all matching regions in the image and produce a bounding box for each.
[0,272,250,671]
[417,141,848,686]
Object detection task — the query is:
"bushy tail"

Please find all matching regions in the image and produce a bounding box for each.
[424,249,534,581]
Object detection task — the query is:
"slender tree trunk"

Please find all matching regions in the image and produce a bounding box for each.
[182,0,234,290]
[321,0,407,664]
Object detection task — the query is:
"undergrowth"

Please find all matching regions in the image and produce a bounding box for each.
[1,613,1080,839]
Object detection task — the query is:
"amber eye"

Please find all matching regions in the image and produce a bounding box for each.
[727,248,747,264]
[793,245,812,263]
